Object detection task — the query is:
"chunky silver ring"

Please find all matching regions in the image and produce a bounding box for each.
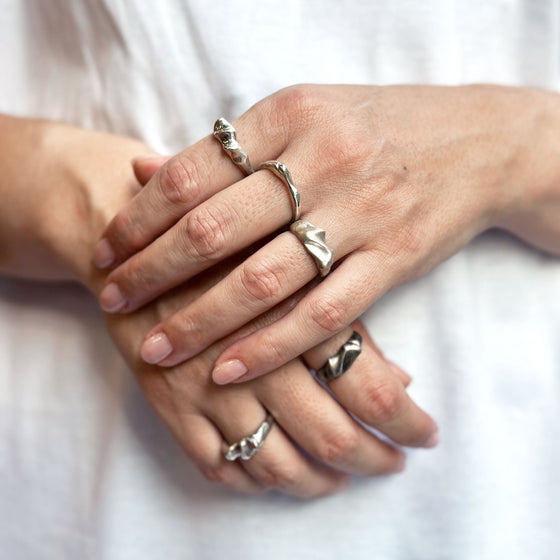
[213,117,254,175]
[224,413,274,461]
[258,161,301,223]
[289,219,334,277]
[316,331,363,383]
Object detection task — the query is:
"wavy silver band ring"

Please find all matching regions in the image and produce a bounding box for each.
[224,413,274,462]
[316,331,363,383]
[213,117,254,175]
[289,219,334,277]
[258,161,301,223]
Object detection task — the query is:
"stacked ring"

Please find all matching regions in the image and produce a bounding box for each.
[213,118,334,278]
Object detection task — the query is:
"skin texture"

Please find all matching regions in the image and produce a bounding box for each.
[95,84,560,385]
[0,114,437,499]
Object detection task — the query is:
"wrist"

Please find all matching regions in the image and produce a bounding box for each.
[491,87,560,253]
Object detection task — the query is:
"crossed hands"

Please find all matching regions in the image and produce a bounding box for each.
[24,83,558,498]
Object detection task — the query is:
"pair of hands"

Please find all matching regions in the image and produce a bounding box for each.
[6,83,559,498]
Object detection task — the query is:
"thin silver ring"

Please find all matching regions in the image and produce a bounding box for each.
[316,331,362,383]
[213,117,254,175]
[289,219,334,277]
[258,160,301,223]
[224,413,274,461]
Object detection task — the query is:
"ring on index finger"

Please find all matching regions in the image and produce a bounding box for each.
[213,117,254,175]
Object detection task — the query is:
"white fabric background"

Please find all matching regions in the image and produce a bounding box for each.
[0,1,559,558]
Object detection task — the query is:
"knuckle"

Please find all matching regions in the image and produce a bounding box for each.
[363,381,402,424]
[184,206,228,260]
[161,155,202,206]
[110,210,146,255]
[239,260,284,305]
[317,428,360,464]
[201,464,233,486]
[308,295,347,335]
[270,84,322,130]
[258,331,286,369]
[258,462,301,489]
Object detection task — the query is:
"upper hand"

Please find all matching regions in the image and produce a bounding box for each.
[94,84,559,383]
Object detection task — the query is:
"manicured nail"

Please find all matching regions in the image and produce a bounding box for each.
[424,429,439,448]
[387,360,412,385]
[93,238,116,268]
[141,332,173,364]
[212,359,248,384]
[99,283,126,312]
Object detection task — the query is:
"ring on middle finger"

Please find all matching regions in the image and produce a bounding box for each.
[258,160,301,223]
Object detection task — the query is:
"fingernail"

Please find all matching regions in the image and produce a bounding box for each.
[132,153,166,164]
[387,361,412,385]
[424,429,439,448]
[141,332,173,364]
[212,359,248,384]
[99,283,126,312]
[93,238,116,269]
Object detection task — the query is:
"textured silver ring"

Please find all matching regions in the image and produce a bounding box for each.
[258,160,301,223]
[213,117,254,175]
[224,413,274,461]
[289,219,334,277]
[316,331,363,383]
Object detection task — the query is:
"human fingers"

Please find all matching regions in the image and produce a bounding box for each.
[303,323,438,448]
[132,154,171,186]
[252,359,407,477]
[173,413,265,495]
[93,102,291,269]
[205,373,350,499]
[97,166,299,314]
[211,249,403,383]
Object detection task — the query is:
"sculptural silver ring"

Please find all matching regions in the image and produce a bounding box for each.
[258,161,301,223]
[289,219,334,277]
[213,117,254,175]
[316,331,363,383]
[224,413,274,462]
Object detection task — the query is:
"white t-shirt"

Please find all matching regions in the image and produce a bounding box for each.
[1,1,559,558]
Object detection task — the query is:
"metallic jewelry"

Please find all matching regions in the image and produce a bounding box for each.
[213,117,254,175]
[224,413,274,461]
[316,331,363,383]
[289,219,334,277]
[258,160,301,223]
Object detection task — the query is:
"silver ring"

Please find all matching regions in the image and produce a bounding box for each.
[213,117,254,175]
[316,331,362,383]
[289,219,334,277]
[224,413,274,461]
[258,161,301,223]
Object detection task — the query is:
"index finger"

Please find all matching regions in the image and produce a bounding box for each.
[93,106,288,268]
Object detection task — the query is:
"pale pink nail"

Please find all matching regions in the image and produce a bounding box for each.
[99,283,126,313]
[212,359,248,384]
[141,332,173,364]
[93,238,116,269]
